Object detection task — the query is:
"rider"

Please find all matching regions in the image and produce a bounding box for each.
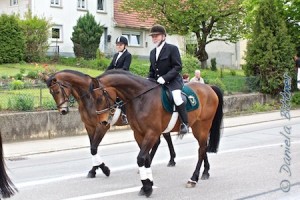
[148,24,189,135]
[106,36,132,124]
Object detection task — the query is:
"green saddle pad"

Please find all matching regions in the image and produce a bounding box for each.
[161,85,200,113]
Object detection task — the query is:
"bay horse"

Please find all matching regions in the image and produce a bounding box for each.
[0,133,17,198]
[41,70,177,178]
[90,70,223,197]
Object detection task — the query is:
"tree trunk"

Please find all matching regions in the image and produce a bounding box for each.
[196,43,208,69]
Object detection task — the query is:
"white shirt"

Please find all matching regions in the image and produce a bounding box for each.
[156,41,166,61]
[115,49,127,64]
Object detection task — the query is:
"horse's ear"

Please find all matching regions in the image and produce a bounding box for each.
[89,78,99,93]
[39,72,49,83]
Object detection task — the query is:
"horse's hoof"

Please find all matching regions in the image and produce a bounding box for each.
[87,171,96,178]
[167,160,176,167]
[186,180,197,188]
[201,173,210,180]
[138,186,153,197]
[101,165,110,177]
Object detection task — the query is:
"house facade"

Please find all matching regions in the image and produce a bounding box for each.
[0,0,245,68]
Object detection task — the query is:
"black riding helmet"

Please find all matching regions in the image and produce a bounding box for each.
[149,24,167,36]
[116,36,128,46]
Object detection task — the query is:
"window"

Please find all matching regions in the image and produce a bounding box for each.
[51,0,61,7]
[10,0,18,6]
[77,0,87,9]
[122,32,142,46]
[97,0,104,11]
[51,26,63,42]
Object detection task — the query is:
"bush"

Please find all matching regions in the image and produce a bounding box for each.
[42,98,57,110]
[9,80,25,90]
[14,73,23,80]
[0,14,25,64]
[27,70,39,79]
[71,12,104,59]
[181,55,200,75]
[19,11,51,62]
[208,78,226,92]
[230,69,236,76]
[7,94,34,111]
[211,58,217,71]
[1,74,8,79]
[292,92,300,105]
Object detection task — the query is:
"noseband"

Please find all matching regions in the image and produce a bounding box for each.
[49,81,71,109]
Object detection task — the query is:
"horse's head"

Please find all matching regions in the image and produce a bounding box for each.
[41,73,72,115]
[90,77,118,126]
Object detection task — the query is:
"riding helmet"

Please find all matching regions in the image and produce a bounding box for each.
[116,36,128,46]
[149,24,167,36]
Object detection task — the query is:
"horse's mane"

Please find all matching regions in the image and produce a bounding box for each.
[46,70,92,87]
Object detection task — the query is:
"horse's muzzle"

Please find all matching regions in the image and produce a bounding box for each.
[100,121,109,126]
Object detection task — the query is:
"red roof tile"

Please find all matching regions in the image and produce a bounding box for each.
[114,0,156,29]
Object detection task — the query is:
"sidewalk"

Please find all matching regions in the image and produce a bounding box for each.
[3,110,300,157]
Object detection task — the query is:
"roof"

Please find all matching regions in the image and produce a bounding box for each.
[114,0,156,29]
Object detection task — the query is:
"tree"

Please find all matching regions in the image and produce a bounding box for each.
[244,0,295,95]
[19,11,51,62]
[121,0,246,68]
[71,12,104,60]
[0,14,25,64]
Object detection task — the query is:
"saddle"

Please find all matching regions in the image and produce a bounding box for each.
[161,85,200,113]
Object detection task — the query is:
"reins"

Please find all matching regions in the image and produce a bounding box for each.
[93,79,160,115]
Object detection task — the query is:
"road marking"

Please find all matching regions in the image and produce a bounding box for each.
[15,141,300,188]
[61,186,158,200]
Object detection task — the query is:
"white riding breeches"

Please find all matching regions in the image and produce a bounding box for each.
[172,90,184,106]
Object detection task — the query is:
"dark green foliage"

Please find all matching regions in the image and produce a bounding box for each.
[14,73,23,80]
[292,92,300,105]
[19,11,51,62]
[181,55,201,75]
[211,58,217,71]
[244,0,295,95]
[27,70,39,79]
[8,94,34,111]
[71,12,104,59]
[0,14,25,64]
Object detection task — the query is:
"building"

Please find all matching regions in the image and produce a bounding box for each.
[0,0,245,68]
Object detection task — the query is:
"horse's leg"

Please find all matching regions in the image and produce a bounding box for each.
[201,152,210,180]
[163,132,176,167]
[186,120,211,188]
[149,136,160,164]
[135,131,159,197]
[87,125,110,178]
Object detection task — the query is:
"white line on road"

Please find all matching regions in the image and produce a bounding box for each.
[15,141,300,189]
[61,186,158,200]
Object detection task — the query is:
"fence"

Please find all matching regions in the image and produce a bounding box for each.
[0,76,260,111]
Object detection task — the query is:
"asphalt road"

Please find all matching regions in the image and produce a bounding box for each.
[5,117,300,200]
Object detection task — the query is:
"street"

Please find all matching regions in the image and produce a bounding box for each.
[4,116,300,200]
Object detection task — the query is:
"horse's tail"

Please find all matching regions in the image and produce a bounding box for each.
[207,85,224,153]
[0,133,17,198]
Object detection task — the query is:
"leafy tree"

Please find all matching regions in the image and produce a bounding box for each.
[71,12,104,59]
[121,0,246,68]
[19,11,51,62]
[244,0,295,95]
[0,14,25,64]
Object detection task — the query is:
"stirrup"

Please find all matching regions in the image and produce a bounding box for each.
[179,123,189,135]
[121,114,128,125]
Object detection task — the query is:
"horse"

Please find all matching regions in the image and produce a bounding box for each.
[41,70,177,178]
[90,70,223,197]
[0,133,17,198]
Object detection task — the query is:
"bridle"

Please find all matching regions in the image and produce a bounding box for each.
[49,81,71,109]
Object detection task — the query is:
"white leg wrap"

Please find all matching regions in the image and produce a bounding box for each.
[146,167,153,181]
[139,166,147,180]
[92,153,103,166]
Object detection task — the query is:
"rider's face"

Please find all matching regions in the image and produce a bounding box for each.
[116,43,125,52]
[151,34,165,45]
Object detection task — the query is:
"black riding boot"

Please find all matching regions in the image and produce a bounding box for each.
[121,106,128,125]
[176,103,189,135]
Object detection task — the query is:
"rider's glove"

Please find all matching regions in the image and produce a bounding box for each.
[157,77,165,84]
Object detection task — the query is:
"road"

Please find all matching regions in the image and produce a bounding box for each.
[5,117,300,200]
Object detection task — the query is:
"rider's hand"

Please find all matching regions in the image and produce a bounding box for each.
[157,77,165,84]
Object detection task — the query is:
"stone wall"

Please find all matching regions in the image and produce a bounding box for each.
[0,93,270,142]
